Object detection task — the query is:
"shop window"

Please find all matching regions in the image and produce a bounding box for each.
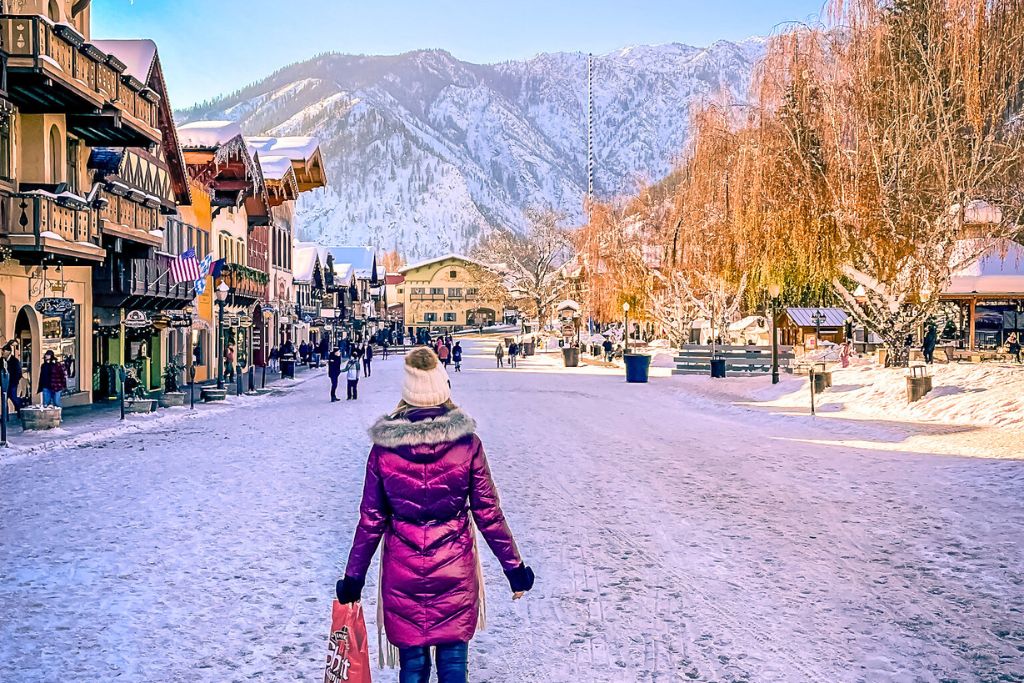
[443,312,457,322]
[41,303,80,395]
[0,115,11,182]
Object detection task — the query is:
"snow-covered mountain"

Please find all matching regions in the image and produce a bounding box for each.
[177,40,766,259]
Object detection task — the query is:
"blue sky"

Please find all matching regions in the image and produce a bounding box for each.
[93,0,827,108]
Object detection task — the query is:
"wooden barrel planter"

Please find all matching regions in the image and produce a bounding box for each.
[20,406,62,430]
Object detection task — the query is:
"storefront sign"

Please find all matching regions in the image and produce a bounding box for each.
[311,317,326,327]
[123,310,151,329]
[561,324,575,339]
[35,297,75,317]
[320,308,338,318]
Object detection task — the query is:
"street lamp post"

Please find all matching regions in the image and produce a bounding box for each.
[812,309,826,348]
[215,281,229,389]
[623,302,631,354]
[768,283,781,385]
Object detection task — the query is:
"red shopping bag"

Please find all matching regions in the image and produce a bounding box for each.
[324,600,372,683]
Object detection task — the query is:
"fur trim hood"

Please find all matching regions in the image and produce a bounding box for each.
[369,408,477,450]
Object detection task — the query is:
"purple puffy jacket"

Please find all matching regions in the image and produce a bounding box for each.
[345,407,523,648]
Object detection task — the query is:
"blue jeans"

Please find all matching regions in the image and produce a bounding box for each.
[42,388,61,407]
[399,642,468,683]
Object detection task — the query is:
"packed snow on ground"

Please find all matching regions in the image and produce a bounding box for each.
[1,339,1021,682]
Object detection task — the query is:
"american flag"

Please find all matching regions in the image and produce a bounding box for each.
[169,247,202,284]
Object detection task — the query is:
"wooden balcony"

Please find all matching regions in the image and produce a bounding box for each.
[221,264,268,304]
[98,189,162,251]
[0,15,160,146]
[411,293,446,301]
[93,253,194,309]
[2,191,105,264]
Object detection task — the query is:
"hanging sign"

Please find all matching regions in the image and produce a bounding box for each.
[123,310,151,329]
[35,297,75,317]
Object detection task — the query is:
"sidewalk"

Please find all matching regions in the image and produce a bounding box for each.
[0,362,327,457]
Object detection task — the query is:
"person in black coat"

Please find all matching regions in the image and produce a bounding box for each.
[327,346,343,402]
[922,324,939,364]
[2,342,22,413]
[363,343,374,377]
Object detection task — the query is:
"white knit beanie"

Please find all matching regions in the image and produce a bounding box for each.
[402,347,451,407]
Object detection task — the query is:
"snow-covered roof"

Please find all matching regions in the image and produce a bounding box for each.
[785,308,849,328]
[398,253,485,274]
[257,155,294,181]
[178,120,244,149]
[333,262,355,282]
[292,244,320,282]
[945,238,1024,296]
[90,40,157,83]
[556,299,581,312]
[245,136,321,163]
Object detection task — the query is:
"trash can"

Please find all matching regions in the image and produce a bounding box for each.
[624,353,651,383]
[812,371,829,394]
[562,347,580,367]
[710,356,727,378]
[280,355,295,379]
[906,365,932,402]
[523,342,535,356]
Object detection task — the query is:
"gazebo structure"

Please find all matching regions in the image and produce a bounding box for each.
[941,238,1024,351]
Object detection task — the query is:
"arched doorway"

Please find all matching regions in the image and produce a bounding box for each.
[14,306,40,403]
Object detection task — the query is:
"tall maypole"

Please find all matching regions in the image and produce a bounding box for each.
[587,52,594,222]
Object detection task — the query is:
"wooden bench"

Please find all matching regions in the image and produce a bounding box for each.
[673,345,795,377]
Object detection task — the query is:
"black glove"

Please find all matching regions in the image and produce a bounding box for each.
[336,575,365,604]
[504,563,535,593]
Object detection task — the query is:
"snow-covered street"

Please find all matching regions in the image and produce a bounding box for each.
[1,338,1022,682]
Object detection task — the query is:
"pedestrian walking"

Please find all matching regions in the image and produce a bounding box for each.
[452,341,463,372]
[319,337,330,368]
[336,347,534,682]
[1008,332,1022,363]
[494,342,504,368]
[602,338,614,363]
[225,344,236,382]
[438,341,451,368]
[328,346,343,402]
[839,339,853,368]
[922,324,938,364]
[381,339,389,360]
[2,342,23,415]
[268,346,279,373]
[363,343,374,377]
[345,354,360,400]
[508,341,520,368]
[39,350,67,407]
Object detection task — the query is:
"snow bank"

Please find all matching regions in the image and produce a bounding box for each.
[675,359,1024,430]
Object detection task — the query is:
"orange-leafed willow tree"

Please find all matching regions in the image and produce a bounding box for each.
[580,0,1024,365]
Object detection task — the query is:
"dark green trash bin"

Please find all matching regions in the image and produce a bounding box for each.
[562,347,579,367]
[624,353,651,383]
[710,356,726,378]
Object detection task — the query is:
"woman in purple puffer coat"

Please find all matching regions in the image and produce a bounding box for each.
[337,347,534,683]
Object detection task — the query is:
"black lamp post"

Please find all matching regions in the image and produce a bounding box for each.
[215,281,229,389]
[812,309,826,348]
[768,283,781,384]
